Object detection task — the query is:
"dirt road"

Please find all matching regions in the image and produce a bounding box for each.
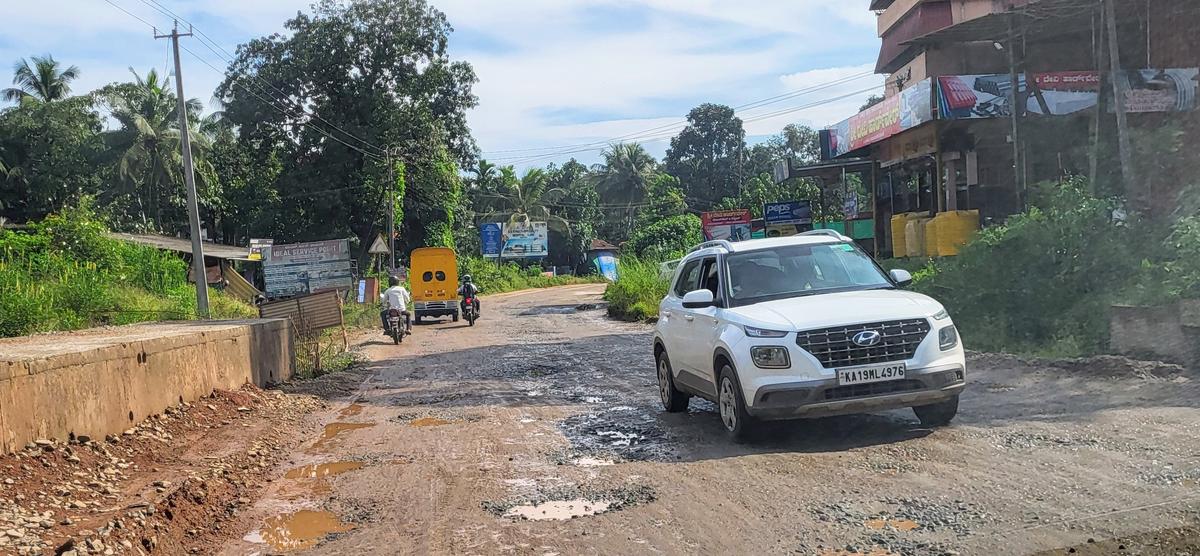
[224,284,1200,556]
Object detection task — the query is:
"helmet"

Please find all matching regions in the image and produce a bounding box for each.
[461,274,472,283]
[388,275,400,287]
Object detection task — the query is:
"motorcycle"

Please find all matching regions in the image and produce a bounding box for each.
[386,308,407,344]
[461,296,479,326]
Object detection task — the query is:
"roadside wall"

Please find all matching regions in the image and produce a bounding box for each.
[0,319,293,454]
[1110,302,1200,366]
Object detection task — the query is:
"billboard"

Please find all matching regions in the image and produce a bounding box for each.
[938,68,1199,119]
[262,239,354,298]
[480,223,503,258]
[702,209,752,242]
[762,201,813,238]
[248,238,272,261]
[501,221,548,258]
[824,78,934,159]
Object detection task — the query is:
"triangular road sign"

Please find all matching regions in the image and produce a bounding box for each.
[368,234,391,254]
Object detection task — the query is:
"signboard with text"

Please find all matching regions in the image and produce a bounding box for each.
[762,201,813,238]
[823,78,933,159]
[480,223,503,258]
[702,209,752,242]
[262,239,354,298]
[501,221,548,258]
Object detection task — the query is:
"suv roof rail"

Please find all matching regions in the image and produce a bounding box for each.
[798,229,852,242]
[689,239,734,253]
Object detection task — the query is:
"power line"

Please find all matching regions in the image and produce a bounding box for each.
[480,70,875,157]
[134,0,388,156]
[101,0,157,29]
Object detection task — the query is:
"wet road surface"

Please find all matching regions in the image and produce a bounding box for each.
[222,284,1200,555]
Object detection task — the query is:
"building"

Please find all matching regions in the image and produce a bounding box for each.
[817,0,1200,257]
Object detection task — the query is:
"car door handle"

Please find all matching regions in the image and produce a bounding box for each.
[662,310,671,318]
[683,314,694,321]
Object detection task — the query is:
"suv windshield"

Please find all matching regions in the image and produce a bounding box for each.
[725,242,892,306]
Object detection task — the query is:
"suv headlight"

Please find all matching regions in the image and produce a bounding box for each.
[938,325,959,351]
[750,346,791,368]
[744,326,788,338]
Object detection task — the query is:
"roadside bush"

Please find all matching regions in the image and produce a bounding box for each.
[625,213,702,261]
[0,203,255,337]
[458,256,603,295]
[603,258,669,322]
[911,177,1159,356]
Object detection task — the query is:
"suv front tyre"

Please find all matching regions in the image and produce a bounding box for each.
[656,351,690,412]
[718,364,755,442]
[912,395,960,427]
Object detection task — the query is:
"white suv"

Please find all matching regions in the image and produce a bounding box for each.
[652,231,966,441]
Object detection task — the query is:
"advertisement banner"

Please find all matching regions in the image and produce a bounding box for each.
[480,223,503,258]
[262,239,354,298]
[938,68,1199,119]
[825,78,933,159]
[702,209,752,242]
[762,201,813,238]
[501,221,548,258]
[248,238,272,261]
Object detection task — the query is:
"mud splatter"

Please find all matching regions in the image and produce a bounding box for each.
[247,510,354,551]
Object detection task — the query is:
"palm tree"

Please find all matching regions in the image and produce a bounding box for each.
[102,67,209,230]
[482,166,570,233]
[592,142,657,230]
[3,55,80,104]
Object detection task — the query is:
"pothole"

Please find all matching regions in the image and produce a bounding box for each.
[482,485,655,521]
[503,499,613,521]
[245,510,354,551]
[864,518,920,531]
[284,461,365,479]
[559,407,673,461]
[312,422,375,450]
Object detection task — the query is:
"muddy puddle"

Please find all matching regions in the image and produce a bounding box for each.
[409,417,453,427]
[312,422,375,450]
[504,499,613,521]
[246,510,354,551]
[338,403,365,417]
[284,461,365,479]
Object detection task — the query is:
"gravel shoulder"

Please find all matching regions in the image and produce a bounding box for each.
[208,283,1200,556]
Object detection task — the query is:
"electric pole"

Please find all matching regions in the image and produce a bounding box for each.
[157,21,209,317]
[386,147,396,271]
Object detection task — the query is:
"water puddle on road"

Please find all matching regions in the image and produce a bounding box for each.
[864,518,920,531]
[571,457,615,467]
[284,461,364,479]
[410,417,453,427]
[312,422,374,449]
[246,510,354,551]
[503,499,613,521]
[338,403,365,417]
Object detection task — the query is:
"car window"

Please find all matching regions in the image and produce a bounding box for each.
[700,257,719,297]
[673,259,702,297]
[726,243,890,305]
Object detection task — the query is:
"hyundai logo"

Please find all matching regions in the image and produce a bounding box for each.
[852,330,882,347]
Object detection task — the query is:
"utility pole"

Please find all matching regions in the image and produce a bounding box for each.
[157,21,209,317]
[386,147,396,271]
[1105,0,1136,207]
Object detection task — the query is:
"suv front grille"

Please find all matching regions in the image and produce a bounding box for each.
[796,319,931,369]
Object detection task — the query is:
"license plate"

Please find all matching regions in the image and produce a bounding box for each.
[838,363,906,385]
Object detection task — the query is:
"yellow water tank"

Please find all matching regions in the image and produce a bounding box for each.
[904,216,931,258]
[890,212,927,258]
[929,210,980,256]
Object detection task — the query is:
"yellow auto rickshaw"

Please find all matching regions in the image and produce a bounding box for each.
[409,247,459,323]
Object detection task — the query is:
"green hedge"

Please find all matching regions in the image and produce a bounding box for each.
[459,256,603,295]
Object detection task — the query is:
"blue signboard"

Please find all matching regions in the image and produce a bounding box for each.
[764,201,813,225]
[595,251,618,282]
[480,223,503,258]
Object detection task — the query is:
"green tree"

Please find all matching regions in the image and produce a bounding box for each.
[98,68,211,233]
[546,159,599,267]
[859,94,885,112]
[3,55,80,104]
[0,96,104,221]
[664,103,746,209]
[218,0,478,259]
[592,142,656,242]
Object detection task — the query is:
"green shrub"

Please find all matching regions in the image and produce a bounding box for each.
[603,258,669,321]
[626,214,702,261]
[458,256,603,295]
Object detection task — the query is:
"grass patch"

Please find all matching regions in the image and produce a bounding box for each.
[603,258,669,322]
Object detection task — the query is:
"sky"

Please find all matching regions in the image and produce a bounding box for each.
[1,0,885,169]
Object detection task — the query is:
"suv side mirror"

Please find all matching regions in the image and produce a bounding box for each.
[889,269,913,287]
[682,289,715,309]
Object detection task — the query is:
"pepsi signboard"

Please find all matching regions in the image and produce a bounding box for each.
[763,201,812,225]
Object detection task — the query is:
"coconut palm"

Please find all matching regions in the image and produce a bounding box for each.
[3,55,80,104]
[482,166,570,233]
[101,67,210,230]
[592,142,657,206]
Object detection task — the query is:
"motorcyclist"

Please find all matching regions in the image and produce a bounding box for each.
[458,274,481,315]
[379,275,412,335]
